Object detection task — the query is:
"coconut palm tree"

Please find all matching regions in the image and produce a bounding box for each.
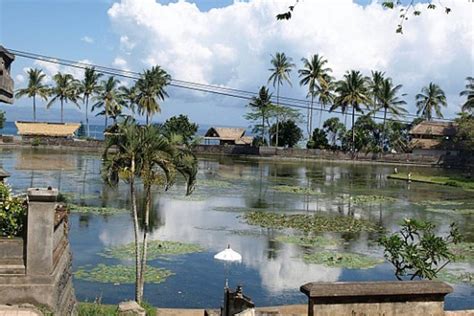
[323,117,346,147]
[367,71,385,119]
[119,85,138,115]
[47,72,79,123]
[316,74,335,128]
[15,68,50,122]
[415,82,447,121]
[376,78,407,150]
[268,52,295,146]
[102,119,197,303]
[136,66,171,125]
[460,76,474,113]
[92,76,122,130]
[247,86,273,144]
[78,67,102,137]
[331,70,370,153]
[298,54,332,136]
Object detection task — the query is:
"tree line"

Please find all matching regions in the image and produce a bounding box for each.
[245,52,474,153]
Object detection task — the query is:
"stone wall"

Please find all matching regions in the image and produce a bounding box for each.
[0,188,76,315]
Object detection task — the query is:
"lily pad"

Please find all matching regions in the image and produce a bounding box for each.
[438,270,474,285]
[303,251,383,269]
[68,204,128,215]
[351,195,398,204]
[275,235,341,247]
[199,179,233,188]
[244,211,383,233]
[74,264,173,284]
[272,185,321,195]
[100,240,203,260]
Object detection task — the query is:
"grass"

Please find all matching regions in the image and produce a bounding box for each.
[274,235,341,247]
[303,251,383,269]
[100,240,203,260]
[244,211,383,233]
[68,204,128,215]
[388,173,474,191]
[78,301,156,316]
[74,264,173,284]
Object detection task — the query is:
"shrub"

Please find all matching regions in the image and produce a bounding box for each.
[0,183,27,238]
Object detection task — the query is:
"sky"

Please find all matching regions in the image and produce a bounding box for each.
[0,0,472,127]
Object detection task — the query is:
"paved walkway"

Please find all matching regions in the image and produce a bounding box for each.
[0,305,42,316]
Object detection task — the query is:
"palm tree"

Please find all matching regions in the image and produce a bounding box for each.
[136,66,171,125]
[268,52,295,146]
[415,82,447,120]
[248,86,273,144]
[78,67,102,137]
[47,72,79,123]
[376,78,407,149]
[323,117,346,147]
[102,119,197,303]
[460,76,474,113]
[367,71,385,119]
[316,74,335,128]
[92,76,122,130]
[15,68,50,122]
[119,85,138,114]
[298,54,332,135]
[331,70,370,153]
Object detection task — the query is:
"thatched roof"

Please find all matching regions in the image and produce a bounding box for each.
[15,121,80,137]
[235,136,253,145]
[410,139,443,150]
[409,121,457,137]
[205,127,246,140]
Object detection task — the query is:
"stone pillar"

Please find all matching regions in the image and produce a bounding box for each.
[26,187,58,275]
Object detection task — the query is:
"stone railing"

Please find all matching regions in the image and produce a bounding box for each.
[300,281,453,316]
[0,187,76,315]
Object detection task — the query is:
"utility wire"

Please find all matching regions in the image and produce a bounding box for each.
[8,48,455,124]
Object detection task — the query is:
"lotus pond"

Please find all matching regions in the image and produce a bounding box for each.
[0,147,473,310]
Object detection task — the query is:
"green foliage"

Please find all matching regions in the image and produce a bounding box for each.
[78,301,156,316]
[341,115,381,153]
[415,82,447,120]
[275,235,341,247]
[323,117,345,149]
[0,183,27,238]
[307,128,329,149]
[453,113,474,153]
[68,204,128,215]
[272,185,321,195]
[245,86,273,143]
[270,120,303,147]
[31,137,41,147]
[449,242,474,262]
[100,240,203,260]
[303,251,383,269]
[161,115,198,145]
[244,211,383,233]
[0,110,5,130]
[351,194,398,204]
[438,270,474,285]
[388,173,474,191]
[252,136,267,147]
[74,264,173,284]
[379,219,461,280]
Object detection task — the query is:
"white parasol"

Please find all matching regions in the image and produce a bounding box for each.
[214,245,242,262]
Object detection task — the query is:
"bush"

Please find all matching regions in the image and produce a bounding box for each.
[0,183,27,238]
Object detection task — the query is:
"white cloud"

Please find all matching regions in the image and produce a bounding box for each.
[33,58,93,83]
[81,35,94,44]
[119,35,135,50]
[113,56,129,69]
[107,0,472,124]
[15,74,25,83]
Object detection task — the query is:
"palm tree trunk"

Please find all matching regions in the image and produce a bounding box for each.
[318,105,323,128]
[85,95,90,138]
[146,114,149,126]
[33,95,37,122]
[276,84,280,147]
[381,107,387,152]
[262,113,265,145]
[130,159,142,303]
[139,183,151,303]
[351,105,356,154]
[309,94,314,136]
[61,99,64,123]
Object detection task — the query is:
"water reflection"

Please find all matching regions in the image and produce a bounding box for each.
[0,148,472,309]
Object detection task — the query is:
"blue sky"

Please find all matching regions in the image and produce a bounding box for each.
[0,0,471,126]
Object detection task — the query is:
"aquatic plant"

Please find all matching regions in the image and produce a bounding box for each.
[74,264,173,284]
[68,204,128,215]
[244,211,383,233]
[100,240,203,260]
[303,251,383,269]
[438,270,474,285]
[271,185,321,195]
[198,179,233,189]
[351,195,398,204]
[275,235,341,247]
[388,173,474,191]
[450,242,474,262]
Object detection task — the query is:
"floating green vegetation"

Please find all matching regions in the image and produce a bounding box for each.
[213,207,260,213]
[244,211,383,233]
[68,204,128,215]
[388,173,474,191]
[272,185,321,195]
[74,264,173,284]
[425,208,474,216]
[198,179,233,188]
[274,235,341,247]
[303,251,383,269]
[100,240,203,260]
[451,242,474,262]
[438,270,474,285]
[418,200,466,206]
[350,195,398,205]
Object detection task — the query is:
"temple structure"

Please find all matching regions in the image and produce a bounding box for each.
[0,46,15,104]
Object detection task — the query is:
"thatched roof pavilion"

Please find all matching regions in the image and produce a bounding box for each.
[409,121,458,153]
[204,127,253,145]
[15,121,81,138]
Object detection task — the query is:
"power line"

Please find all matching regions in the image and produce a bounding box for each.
[7,47,455,124]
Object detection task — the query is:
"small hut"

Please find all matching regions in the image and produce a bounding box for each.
[0,46,15,104]
[15,121,81,139]
[409,121,458,155]
[204,127,253,146]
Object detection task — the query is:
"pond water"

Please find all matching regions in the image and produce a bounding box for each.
[1,147,473,310]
